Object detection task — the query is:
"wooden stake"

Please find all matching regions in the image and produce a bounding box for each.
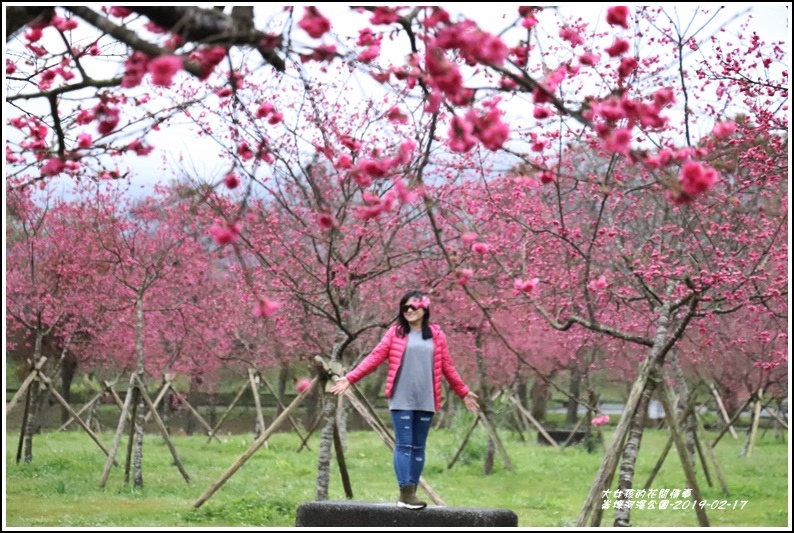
[447,415,480,469]
[477,411,514,471]
[296,413,323,453]
[260,372,309,446]
[124,386,139,485]
[248,369,267,446]
[16,385,33,464]
[509,394,560,449]
[695,411,729,496]
[142,374,173,423]
[333,396,353,499]
[6,357,47,413]
[169,384,219,442]
[745,388,763,458]
[134,375,191,483]
[709,383,738,439]
[658,374,709,527]
[58,391,103,432]
[193,376,319,508]
[711,396,753,449]
[35,370,117,464]
[100,374,137,489]
[207,380,249,443]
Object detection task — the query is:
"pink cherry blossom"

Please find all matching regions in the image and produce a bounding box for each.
[461,232,478,245]
[533,106,553,119]
[415,296,431,309]
[589,275,608,291]
[617,57,638,78]
[393,179,418,203]
[559,27,584,46]
[606,6,630,29]
[298,7,331,39]
[224,172,240,189]
[579,52,600,66]
[296,378,312,393]
[679,161,720,197]
[317,213,336,229]
[122,51,148,88]
[386,106,409,124]
[457,268,474,285]
[604,128,632,155]
[128,139,154,156]
[41,157,66,177]
[209,221,241,245]
[256,102,275,118]
[359,45,381,63]
[253,298,281,318]
[472,242,490,255]
[369,6,401,25]
[148,55,182,87]
[713,121,737,138]
[25,28,43,43]
[592,414,610,426]
[107,6,132,18]
[77,133,92,149]
[605,39,630,57]
[514,278,540,294]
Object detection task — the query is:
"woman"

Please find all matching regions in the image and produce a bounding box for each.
[330,289,479,509]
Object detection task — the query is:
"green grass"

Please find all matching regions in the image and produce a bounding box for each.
[4,419,790,528]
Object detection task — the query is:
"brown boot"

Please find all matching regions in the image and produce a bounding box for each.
[397,483,427,510]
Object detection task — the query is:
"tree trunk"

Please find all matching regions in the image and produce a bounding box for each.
[303,371,323,428]
[516,376,529,410]
[719,385,740,420]
[530,377,552,422]
[670,351,696,467]
[613,381,655,526]
[23,333,46,463]
[59,351,78,425]
[474,323,494,474]
[132,394,146,487]
[315,335,346,500]
[567,366,582,426]
[577,294,697,527]
[315,392,337,500]
[276,362,289,416]
[484,435,495,475]
[132,294,145,487]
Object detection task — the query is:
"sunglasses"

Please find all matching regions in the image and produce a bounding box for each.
[401,304,422,313]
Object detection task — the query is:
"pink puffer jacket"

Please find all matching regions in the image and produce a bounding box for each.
[345,324,470,411]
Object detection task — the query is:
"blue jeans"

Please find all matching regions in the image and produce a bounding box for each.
[390,410,434,487]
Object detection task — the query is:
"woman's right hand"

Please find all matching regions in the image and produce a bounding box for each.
[329,376,350,395]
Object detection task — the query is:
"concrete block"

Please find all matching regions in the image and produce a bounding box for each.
[295,500,519,527]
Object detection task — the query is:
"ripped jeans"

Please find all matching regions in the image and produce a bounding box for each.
[389,410,434,487]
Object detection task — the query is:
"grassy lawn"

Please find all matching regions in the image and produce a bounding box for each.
[4,418,790,528]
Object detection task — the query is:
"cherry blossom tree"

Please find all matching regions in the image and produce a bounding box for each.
[5,184,103,461]
[59,183,228,487]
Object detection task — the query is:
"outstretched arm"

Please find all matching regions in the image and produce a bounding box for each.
[330,327,394,395]
[437,329,479,412]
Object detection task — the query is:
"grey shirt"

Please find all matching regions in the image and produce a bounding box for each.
[389,329,435,412]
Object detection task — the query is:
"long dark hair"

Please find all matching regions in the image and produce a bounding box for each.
[396,289,433,339]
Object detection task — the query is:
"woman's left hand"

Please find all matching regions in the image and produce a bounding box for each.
[463,391,480,412]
